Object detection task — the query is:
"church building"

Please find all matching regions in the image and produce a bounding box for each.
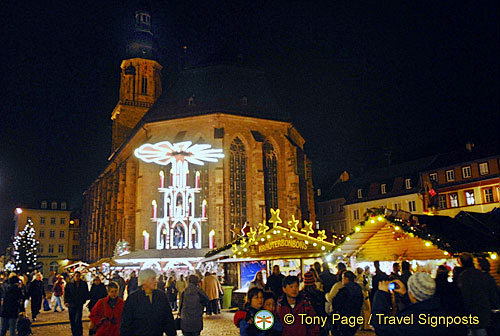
[81,7,316,267]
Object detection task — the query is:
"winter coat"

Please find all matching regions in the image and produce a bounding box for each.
[371,290,460,336]
[301,286,326,317]
[166,281,177,302]
[201,274,222,300]
[89,296,125,336]
[265,273,285,298]
[64,280,89,307]
[234,307,266,336]
[120,288,176,336]
[127,276,138,294]
[319,271,336,294]
[277,294,320,336]
[53,280,65,297]
[28,280,45,309]
[88,283,107,311]
[458,267,500,329]
[0,283,24,319]
[179,283,209,333]
[331,281,364,334]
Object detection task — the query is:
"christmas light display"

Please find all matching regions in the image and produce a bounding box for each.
[135,141,224,249]
[113,239,131,257]
[13,218,39,273]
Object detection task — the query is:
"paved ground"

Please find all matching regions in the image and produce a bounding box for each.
[30,307,374,336]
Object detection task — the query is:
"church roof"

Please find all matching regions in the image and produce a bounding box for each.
[142,63,289,123]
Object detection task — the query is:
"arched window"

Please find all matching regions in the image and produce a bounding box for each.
[263,141,278,218]
[49,261,59,273]
[230,138,247,235]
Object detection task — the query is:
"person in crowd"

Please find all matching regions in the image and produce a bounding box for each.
[120,268,176,336]
[126,271,138,295]
[400,261,412,287]
[248,271,265,291]
[27,272,45,321]
[64,271,90,336]
[47,271,56,292]
[363,266,372,290]
[262,291,283,336]
[88,277,107,311]
[325,269,346,303]
[277,275,320,336]
[301,271,327,336]
[319,262,336,294]
[110,272,126,299]
[201,272,222,316]
[372,272,454,335]
[179,274,209,336]
[369,260,388,305]
[176,274,187,299]
[311,262,324,291]
[53,275,66,312]
[234,288,268,336]
[0,276,24,336]
[334,263,347,284]
[389,262,401,280]
[457,253,499,336]
[265,265,285,299]
[331,271,363,336]
[166,276,178,311]
[89,281,125,336]
[157,274,166,292]
[355,267,371,331]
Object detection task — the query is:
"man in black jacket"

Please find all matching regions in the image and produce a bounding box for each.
[265,265,285,299]
[64,271,89,336]
[331,271,363,336]
[120,268,176,336]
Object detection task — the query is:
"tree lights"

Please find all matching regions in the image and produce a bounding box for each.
[13,218,39,273]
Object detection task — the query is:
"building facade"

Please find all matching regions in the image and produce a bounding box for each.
[81,8,316,263]
[15,201,76,277]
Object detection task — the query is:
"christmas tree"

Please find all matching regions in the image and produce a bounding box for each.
[13,219,39,274]
[113,239,131,257]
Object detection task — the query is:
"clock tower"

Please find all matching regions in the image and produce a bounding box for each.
[111,7,162,152]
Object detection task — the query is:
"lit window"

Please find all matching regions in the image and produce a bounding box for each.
[49,261,58,272]
[405,179,412,189]
[50,230,55,238]
[450,193,459,208]
[41,201,47,209]
[381,184,386,194]
[60,218,65,225]
[465,190,475,205]
[408,200,416,212]
[50,217,56,225]
[353,209,360,220]
[446,170,455,182]
[61,202,67,210]
[59,231,65,239]
[58,244,64,253]
[438,195,447,209]
[462,166,471,179]
[429,173,437,182]
[40,217,45,225]
[51,202,57,209]
[141,77,147,94]
[484,188,494,203]
[39,231,45,238]
[48,245,54,253]
[357,189,363,199]
[479,162,489,175]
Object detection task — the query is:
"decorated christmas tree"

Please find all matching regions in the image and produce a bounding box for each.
[113,239,131,257]
[13,219,39,274]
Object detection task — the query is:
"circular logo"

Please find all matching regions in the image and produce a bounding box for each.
[254,309,275,331]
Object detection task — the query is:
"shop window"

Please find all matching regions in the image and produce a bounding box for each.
[484,188,494,203]
[479,162,489,175]
[462,166,471,179]
[263,141,278,218]
[450,193,459,208]
[465,190,475,205]
[446,170,455,182]
[438,195,447,209]
[229,138,247,235]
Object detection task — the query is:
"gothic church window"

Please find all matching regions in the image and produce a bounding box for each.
[230,138,247,234]
[263,141,278,218]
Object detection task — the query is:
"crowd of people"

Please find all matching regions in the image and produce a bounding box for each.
[1,253,499,336]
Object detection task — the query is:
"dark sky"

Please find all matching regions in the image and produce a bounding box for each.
[1,0,498,252]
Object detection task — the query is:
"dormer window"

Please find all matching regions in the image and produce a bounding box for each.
[357,189,363,199]
[241,96,248,106]
[51,202,57,209]
[381,184,386,194]
[41,201,47,209]
[188,96,195,106]
[405,179,411,189]
[61,202,67,210]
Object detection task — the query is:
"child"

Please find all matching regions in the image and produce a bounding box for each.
[277,275,320,336]
[234,287,265,336]
[263,291,283,336]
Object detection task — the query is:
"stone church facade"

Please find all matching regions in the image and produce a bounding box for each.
[81,8,315,262]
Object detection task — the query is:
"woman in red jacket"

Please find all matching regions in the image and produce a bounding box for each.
[89,281,125,336]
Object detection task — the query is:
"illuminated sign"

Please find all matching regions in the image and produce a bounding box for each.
[258,239,308,253]
[135,141,224,250]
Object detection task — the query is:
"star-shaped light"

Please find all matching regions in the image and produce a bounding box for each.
[258,220,269,235]
[247,227,257,243]
[301,220,314,236]
[316,230,327,241]
[269,209,282,228]
[231,244,238,253]
[240,238,248,248]
[288,215,299,232]
[134,141,224,166]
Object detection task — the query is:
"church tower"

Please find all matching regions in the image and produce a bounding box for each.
[111,7,162,152]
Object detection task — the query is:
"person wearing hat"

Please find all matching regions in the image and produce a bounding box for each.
[372,272,459,336]
[301,271,327,335]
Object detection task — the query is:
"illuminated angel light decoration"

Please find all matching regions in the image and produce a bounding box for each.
[135,141,224,250]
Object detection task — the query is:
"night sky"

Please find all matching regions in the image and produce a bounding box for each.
[1,1,498,252]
